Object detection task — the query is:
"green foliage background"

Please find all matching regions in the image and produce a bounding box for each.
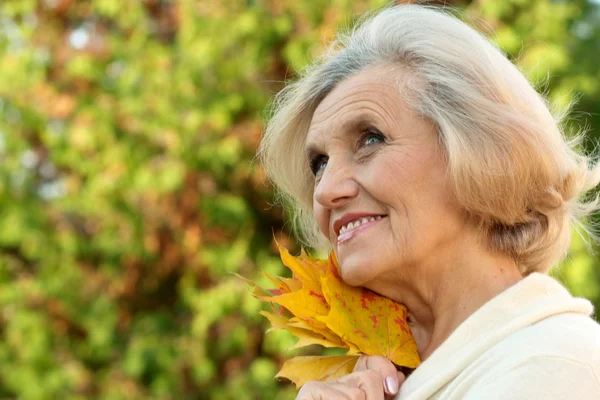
[0,0,599,398]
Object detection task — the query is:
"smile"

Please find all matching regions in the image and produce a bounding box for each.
[337,215,385,243]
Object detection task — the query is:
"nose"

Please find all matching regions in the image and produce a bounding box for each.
[313,159,359,209]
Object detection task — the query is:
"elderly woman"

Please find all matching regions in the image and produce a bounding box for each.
[259,4,600,400]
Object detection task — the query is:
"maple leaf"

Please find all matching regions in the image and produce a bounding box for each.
[275,356,359,387]
[317,252,419,367]
[243,244,421,388]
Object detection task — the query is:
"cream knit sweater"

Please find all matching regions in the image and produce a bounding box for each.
[396,273,600,400]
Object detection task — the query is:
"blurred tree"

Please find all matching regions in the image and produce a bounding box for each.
[0,0,598,399]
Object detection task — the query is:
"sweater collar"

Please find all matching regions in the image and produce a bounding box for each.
[399,273,593,399]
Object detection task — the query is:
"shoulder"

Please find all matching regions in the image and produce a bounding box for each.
[463,353,600,399]
[480,312,600,370]
[497,312,600,361]
[463,313,600,399]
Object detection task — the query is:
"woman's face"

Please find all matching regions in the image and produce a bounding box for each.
[306,65,468,288]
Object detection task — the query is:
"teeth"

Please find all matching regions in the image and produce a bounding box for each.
[339,216,383,236]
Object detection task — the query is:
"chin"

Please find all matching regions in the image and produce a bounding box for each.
[336,236,397,284]
[340,270,365,287]
[338,254,375,287]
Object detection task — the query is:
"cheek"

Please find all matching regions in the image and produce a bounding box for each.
[313,201,330,238]
[369,157,416,203]
[376,148,438,199]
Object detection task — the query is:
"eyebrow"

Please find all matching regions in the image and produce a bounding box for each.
[304,112,382,161]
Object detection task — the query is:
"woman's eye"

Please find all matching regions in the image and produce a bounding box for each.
[310,155,328,176]
[359,129,385,148]
[365,135,383,145]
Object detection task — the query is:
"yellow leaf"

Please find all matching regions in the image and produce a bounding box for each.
[278,244,326,295]
[280,277,302,292]
[259,311,289,331]
[276,356,360,389]
[260,286,329,322]
[260,311,339,348]
[236,273,280,298]
[287,318,346,348]
[317,254,420,368]
[288,330,345,350]
[261,270,292,294]
[242,245,421,388]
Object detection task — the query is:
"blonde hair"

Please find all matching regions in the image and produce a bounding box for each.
[258,4,600,275]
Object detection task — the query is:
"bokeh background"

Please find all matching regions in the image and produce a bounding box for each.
[0,0,599,399]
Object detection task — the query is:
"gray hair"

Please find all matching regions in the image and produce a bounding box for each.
[258,4,600,275]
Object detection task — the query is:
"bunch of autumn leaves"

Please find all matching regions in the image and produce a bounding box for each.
[242,245,420,387]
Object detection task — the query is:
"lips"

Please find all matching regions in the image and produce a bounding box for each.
[333,213,387,237]
[337,216,386,244]
[339,215,384,234]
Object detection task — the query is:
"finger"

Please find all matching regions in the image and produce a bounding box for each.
[383,373,407,400]
[384,371,408,399]
[297,381,364,400]
[328,382,367,400]
[354,355,400,396]
[397,370,406,388]
[337,370,385,400]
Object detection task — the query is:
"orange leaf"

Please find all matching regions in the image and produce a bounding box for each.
[260,311,341,348]
[243,245,421,388]
[276,355,360,389]
[317,254,420,368]
[278,244,326,296]
[261,270,293,294]
[260,278,330,322]
[280,277,303,292]
[236,274,281,298]
[259,311,289,331]
[288,318,345,345]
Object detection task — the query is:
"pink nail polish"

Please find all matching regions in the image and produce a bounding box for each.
[384,376,399,394]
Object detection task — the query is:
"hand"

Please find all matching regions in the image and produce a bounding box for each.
[354,355,406,396]
[296,355,406,400]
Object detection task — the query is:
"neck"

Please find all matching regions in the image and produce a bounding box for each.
[367,234,523,362]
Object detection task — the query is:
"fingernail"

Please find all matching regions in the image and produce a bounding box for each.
[384,376,399,395]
